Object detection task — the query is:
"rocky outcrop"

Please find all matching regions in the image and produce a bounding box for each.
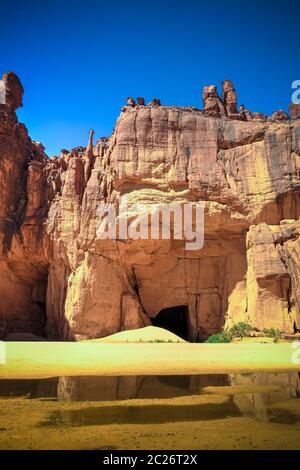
[289,104,300,120]
[0,73,49,338]
[222,80,238,118]
[1,72,23,110]
[0,73,300,340]
[203,85,226,117]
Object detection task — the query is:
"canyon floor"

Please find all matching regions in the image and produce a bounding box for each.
[0,371,300,450]
[1,328,300,450]
[0,393,300,450]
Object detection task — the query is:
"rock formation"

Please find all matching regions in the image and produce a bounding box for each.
[269,109,289,122]
[148,98,161,107]
[84,129,94,183]
[0,72,300,341]
[0,73,48,338]
[137,97,145,106]
[289,103,300,119]
[222,79,238,117]
[126,97,135,107]
[1,72,23,110]
[203,85,226,117]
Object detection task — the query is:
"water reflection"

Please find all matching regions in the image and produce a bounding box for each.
[58,374,229,401]
[0,378,58,399]
[0,372,299,427]
[0,374,228,401]
[230,372,300,424]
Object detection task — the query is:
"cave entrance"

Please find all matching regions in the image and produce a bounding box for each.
[151,305,188,341]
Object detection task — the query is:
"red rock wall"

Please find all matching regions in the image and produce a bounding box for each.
[1,73,300,340]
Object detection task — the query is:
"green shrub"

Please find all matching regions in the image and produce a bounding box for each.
[205,332,232,343]
[263,328,282,343]
[229,322,252,339]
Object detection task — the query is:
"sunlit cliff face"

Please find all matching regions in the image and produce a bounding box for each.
[1,73,300,340]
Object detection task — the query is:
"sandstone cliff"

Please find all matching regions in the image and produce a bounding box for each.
[0,72,300,341]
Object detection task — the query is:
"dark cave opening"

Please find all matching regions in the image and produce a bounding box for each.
[151,305,189,341]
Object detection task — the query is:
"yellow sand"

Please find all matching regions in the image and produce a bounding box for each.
[85,326,186,343]
[0,326,300,450]
[0,339,299,380]
[201,384,283,395]
[1,394,300,450]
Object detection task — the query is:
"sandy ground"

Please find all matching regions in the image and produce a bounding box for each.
[0,393,300,450]
[0,341,299,379]
[0,327,299,450]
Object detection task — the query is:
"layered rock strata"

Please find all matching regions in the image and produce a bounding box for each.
[0,73,300,340]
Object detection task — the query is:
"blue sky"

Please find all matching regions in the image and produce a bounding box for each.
[1,0,300,155]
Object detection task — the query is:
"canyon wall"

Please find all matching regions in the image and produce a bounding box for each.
[0,72,300,340]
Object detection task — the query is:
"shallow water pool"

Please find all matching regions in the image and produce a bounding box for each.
[0,372,299,449]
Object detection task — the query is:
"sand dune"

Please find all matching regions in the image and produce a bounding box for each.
[84,326,186,343]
